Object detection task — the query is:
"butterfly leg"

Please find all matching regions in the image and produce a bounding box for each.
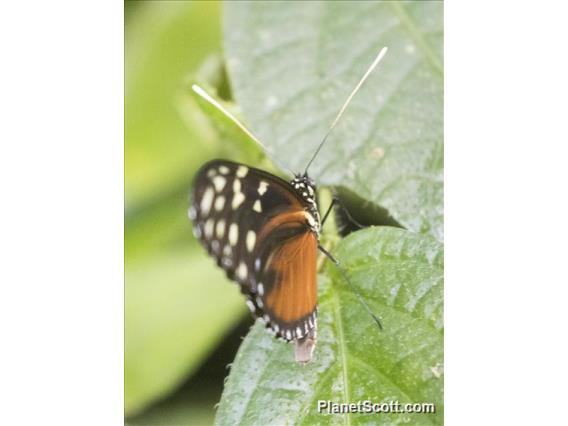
[318,244,383,331]
[317,244,338,264]
[320,198,336,227]
[321,196,366,231]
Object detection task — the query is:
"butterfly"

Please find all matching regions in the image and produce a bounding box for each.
[189,47,388,362]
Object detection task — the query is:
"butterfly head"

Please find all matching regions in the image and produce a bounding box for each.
[290,173,317,205]
[290,173,320,235]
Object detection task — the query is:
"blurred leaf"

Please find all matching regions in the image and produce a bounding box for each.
[215,227,443,425]
[125,1,221,208]
[128,396,215,426]
[125,1,249,416]
[125,185,197,261]
[224,1,443,240]
[125,250,246,415]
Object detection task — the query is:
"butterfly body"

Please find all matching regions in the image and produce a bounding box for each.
[290,175,321,235]
[189,160,320,342]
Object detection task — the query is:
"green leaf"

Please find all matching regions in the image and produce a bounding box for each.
[125,2,250,415]
[215,227,443,425]
[125,250,246,415]
[186,79,268,167]
[125,1,221,207]
[224,2,443,240]
[125,186,197,261]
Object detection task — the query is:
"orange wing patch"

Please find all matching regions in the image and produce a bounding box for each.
[263,231,318,340]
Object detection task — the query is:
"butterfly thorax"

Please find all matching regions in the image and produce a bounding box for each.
[290,175,321,236]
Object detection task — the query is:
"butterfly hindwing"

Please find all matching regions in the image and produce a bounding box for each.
[189,160,318,341]
[258,228,318,341]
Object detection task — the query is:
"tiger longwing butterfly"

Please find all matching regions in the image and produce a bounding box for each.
[189,47,388,363]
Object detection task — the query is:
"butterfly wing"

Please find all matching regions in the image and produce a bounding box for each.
[257,225,318,341]
[189,160,318,341]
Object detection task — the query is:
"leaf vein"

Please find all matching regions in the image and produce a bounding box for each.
[331,279,351,426]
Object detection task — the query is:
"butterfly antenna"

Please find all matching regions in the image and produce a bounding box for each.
[304,47,388,175]
[318,245,383,330]
[192,84,296,176]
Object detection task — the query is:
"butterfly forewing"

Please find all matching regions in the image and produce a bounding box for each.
[189,160,318,341]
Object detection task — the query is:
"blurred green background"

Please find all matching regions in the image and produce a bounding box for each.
[125,1,250,424]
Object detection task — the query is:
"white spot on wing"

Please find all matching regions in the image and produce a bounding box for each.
[228,223,238,246]
[212,176,226,192]
[200,187,214,215]
[206,169,216,178]
[214,196,225,211]
[233,178,241,193]
[246,300,255,312]
[246,230,256,252]
[232,192,245,209]
[204,219,214,238]
[236,165,248,178]
[216,220,225,239]
[253,199,262,213]
[255,258,261,271]
[258,181,269,195]
[236,262,247,280]
[219,165,230,175]
[256,296,263,308]
[257,283,264,296]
